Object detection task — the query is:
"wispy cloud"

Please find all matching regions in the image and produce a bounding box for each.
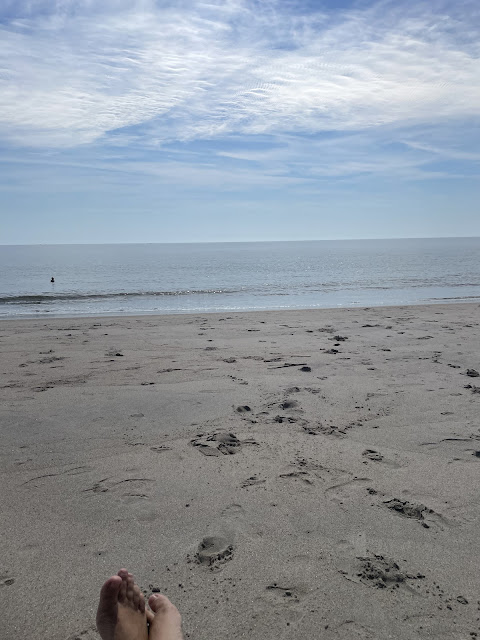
[1,0,479,152]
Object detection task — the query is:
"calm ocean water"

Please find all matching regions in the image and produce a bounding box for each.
[0,238,479,318]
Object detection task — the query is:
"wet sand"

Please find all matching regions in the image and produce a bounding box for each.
[1,303,479,639]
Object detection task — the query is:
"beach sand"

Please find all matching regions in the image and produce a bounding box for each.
[1,303,479,640]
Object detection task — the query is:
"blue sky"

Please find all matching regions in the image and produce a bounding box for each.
[1,0,479,244]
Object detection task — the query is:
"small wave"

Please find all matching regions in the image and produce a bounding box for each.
[0,289,240,305]
[428,295,480,301]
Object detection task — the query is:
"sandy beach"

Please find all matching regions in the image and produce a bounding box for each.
[1,303,479,640]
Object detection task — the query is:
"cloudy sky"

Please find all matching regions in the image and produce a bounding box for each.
[1,0,479,244]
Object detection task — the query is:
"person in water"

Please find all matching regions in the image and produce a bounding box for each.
[51,277,55,283]
[97,569,183,640]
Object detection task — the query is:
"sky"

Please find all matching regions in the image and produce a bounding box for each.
[0,0,479,244]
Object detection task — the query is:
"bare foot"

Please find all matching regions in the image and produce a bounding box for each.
[148,593,183,640]
[96,569,148,640]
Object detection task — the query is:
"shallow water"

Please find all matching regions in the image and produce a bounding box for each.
[1,238,479,317]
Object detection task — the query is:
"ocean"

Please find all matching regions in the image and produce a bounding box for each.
[1,238,479,318]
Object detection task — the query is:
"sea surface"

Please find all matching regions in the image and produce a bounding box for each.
[1,238,479,318]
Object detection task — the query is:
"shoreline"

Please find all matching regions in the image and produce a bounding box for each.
[1,298,479,323]
[1,302,479,639]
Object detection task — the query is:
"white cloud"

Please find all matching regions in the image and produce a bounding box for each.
[0,0,479,150]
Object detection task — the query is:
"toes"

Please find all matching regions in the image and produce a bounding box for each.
[148,594,182,631]
[133,584,142,610]
[118,570,128,603]
[116,569,145,613]
[98,575,122,609]
[126,573,135,604]
[146,609,154,624]
[96,576,122,631]
[148,593,175,614]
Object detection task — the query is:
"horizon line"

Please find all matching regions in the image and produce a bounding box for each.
[1,235,480,247]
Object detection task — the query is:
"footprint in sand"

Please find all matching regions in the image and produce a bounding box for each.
[325,477,370,506]
[274,415,298,424]
[382,498,448,530]
[106,350,124,357]
[36,355,66,364]
[191,432,256,456]
[466,369,479,377]
[336,532,368,558]
[266,583,302,602]
[362,449,384,462]
[340,554,425,593]
[83,478,163,523]
[221,503,245,519]
[257,580,313,626]
[281,458,345,485]
[83,478,154,503]
[240,475,266,488]
[228,375,248,385]
[216,433,242,454]
[190,442,221,456]
[301,421,325,435]
[279,470,314,485]
[194,535,234,571]
[361,449,402,468]
[279,400,299,410]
